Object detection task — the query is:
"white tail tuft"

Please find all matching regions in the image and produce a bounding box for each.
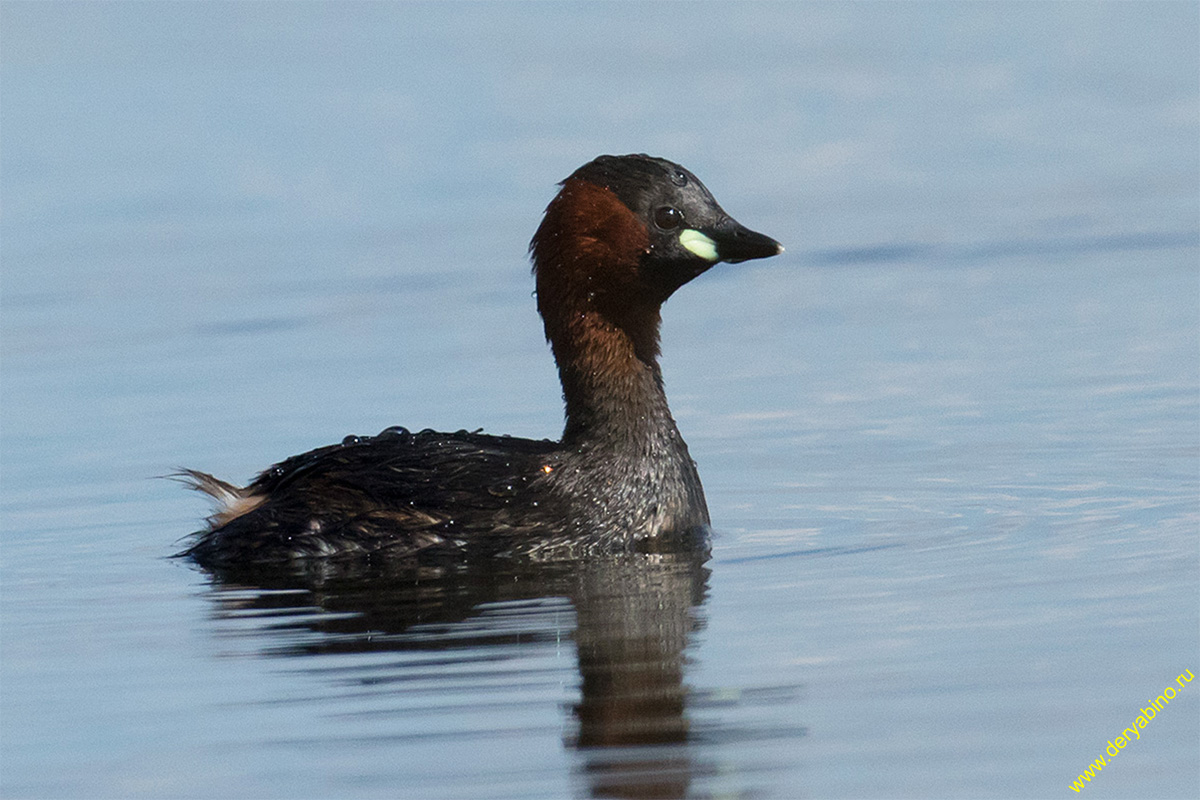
[172,469,265,526]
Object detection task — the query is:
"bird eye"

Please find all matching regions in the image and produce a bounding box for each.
[654,206,683,230]
[670,169,688,187]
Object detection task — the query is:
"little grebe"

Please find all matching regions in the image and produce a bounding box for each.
[182,154,782,565]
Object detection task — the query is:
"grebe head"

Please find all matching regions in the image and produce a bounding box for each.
[530,154,782,317]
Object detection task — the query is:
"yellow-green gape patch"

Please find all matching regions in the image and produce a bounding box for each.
[679,229,719,262]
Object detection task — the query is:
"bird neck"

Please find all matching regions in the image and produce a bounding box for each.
[550,307,677,449]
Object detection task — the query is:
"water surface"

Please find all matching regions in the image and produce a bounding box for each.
[2,4,1197,798]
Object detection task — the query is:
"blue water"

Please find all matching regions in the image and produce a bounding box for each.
[2,3,1197,798]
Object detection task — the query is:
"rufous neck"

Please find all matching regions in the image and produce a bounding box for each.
[531,178,680,448]
[549,307,676,447]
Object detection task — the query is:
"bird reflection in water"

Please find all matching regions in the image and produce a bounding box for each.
[193,535,710,799]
